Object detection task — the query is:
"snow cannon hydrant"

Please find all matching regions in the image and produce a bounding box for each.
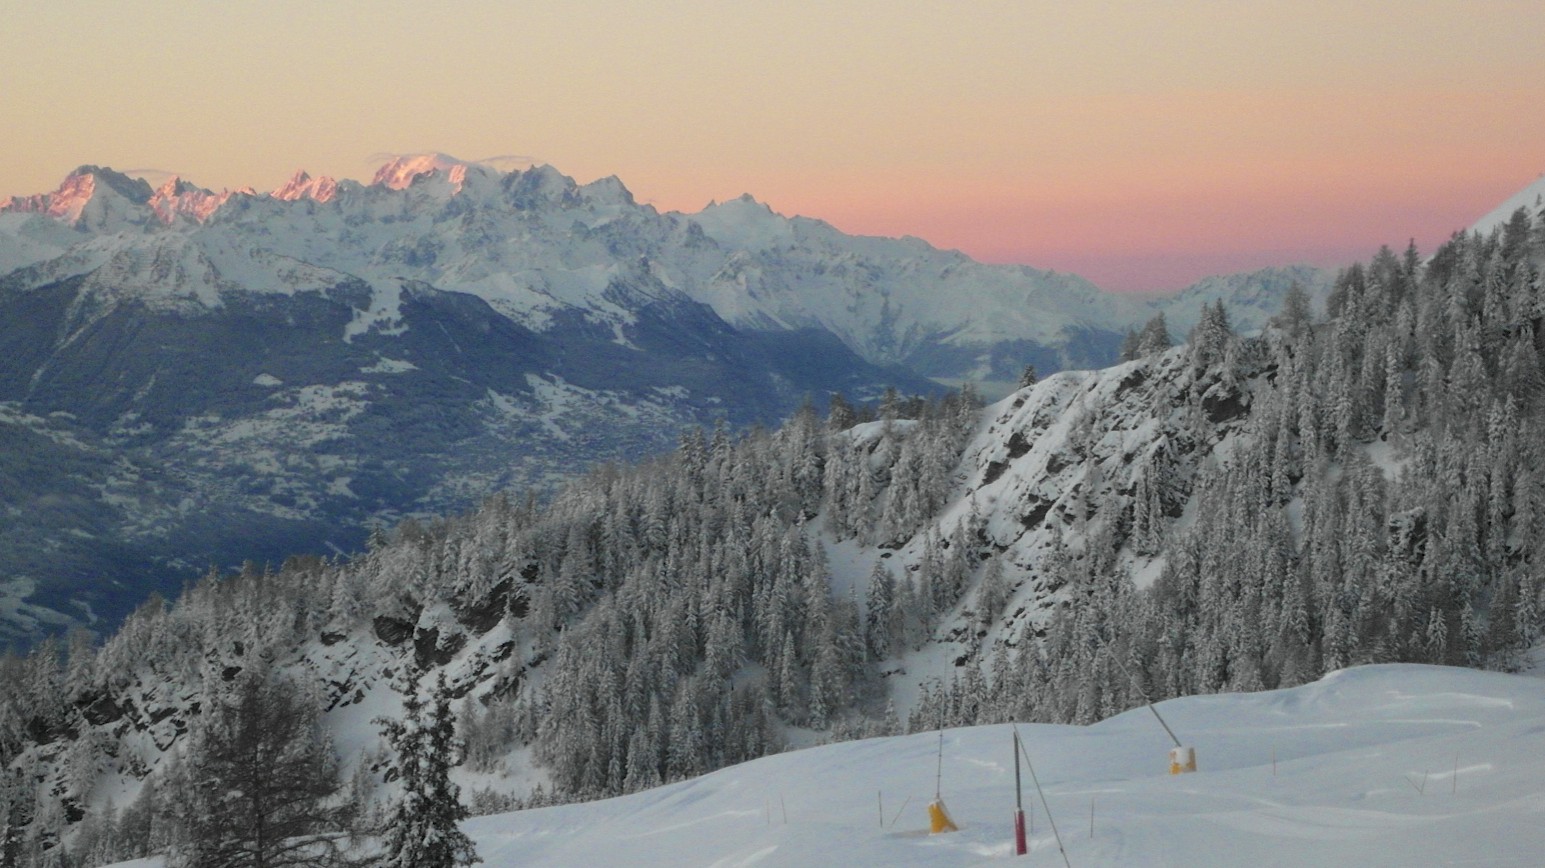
[929,731,960,833]
[928,798,959,833]
[1169,745,1197,775]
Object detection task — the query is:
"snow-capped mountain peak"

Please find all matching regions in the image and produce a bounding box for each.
[691,194,793,252]
[370,152,477,192]
[148,175,237,224]
[578,174,635,207]
[0,165,154,230]
[272,169,339,203]
[503,163,578,208]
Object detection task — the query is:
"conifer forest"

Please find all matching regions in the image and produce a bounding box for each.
[4,208,1545,866]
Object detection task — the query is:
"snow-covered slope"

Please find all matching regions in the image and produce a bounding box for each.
[685,194,1144,377]
[1470,173,1545,237]
[813,342,1255,710]
[0,211,79,271]
[1153,264,1332,336]
[105,663,1545,867]
[467,664,1545,867]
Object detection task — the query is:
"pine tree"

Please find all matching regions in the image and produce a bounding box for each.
[776,631,804,720]
[1188,300,1232,371]
[1119,327,1142,362]
[165,668,351,868]
[864,561,896,658]
[976,554,1010,628]
[1271,283,1314,338]
[1135,313,1172,357]
[378,673,480,868]
[1017,364,1039,389]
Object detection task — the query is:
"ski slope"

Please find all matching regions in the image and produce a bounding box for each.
[114,662,1545,867]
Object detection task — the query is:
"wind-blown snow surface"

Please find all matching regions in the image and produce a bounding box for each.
[108,664,1545,867]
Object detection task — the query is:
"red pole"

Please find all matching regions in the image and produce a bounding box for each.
[1014,808,1028,856]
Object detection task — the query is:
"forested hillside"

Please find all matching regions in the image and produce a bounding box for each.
[1,207,1542,867]
[915,213,1545,728]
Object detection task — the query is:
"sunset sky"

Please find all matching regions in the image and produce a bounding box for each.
[2,1,1541,292]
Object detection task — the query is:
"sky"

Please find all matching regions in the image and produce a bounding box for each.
[1,1,1542,292]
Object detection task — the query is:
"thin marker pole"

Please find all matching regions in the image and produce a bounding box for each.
[936,731,945,800]
[1014,723,1072,868]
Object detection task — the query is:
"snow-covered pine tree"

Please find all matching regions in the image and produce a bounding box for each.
[1018,364,1038,389]
[976,553,1010,628]
[864,560,896,658]
[378,672,480,868]
[1135,312,1172,357]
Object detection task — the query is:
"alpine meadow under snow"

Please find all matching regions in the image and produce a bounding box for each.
[1,164,1544,867]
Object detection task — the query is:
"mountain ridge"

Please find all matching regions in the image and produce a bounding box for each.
[0,156,1336,378]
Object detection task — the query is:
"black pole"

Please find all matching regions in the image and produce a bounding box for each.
[1110,652,1182,748]
[1014,730,1024,811]
[936,731,944,800]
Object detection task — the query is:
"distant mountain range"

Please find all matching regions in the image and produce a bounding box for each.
[2,153,1336,380]
[0,152,1345,643]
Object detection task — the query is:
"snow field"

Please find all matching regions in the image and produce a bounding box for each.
[450,664,1545,867]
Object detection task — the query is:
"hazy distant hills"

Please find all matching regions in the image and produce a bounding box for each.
[0,154,1337,642]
